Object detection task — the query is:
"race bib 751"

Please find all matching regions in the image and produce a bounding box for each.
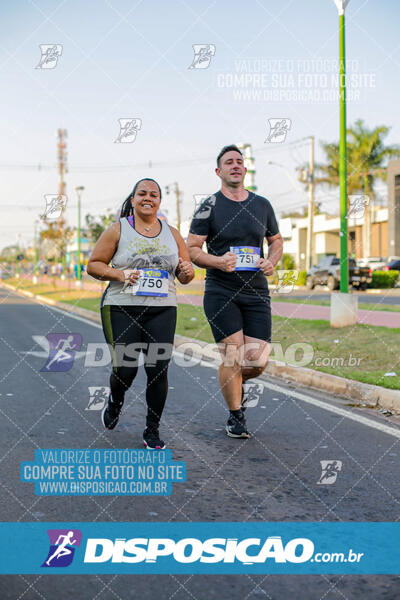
[230,246,260,272]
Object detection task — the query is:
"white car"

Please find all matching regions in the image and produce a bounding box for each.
[357,257,388,271]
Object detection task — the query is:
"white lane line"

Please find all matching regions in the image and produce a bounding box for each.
[18,294,400,440]
[175,353,400,441]
[259,379,400,440]
[36,303,103,329]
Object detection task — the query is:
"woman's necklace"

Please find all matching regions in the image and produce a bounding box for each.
[137,218,158,233]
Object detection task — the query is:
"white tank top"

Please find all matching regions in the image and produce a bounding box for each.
[102,216,179,307]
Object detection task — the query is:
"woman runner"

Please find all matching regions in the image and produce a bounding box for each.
[87,178,194,449]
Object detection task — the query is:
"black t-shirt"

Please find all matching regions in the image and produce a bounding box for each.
[189,190,279,293]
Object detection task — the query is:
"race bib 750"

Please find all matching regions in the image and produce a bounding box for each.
[122,269,169,297]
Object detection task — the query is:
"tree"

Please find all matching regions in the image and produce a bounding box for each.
[85,211,116,244]
[318,120,400,257]
[40,218,73,261]
[0,245,19,260]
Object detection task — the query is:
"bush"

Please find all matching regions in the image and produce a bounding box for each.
[296,270,307,286]
[371,270,399,289]
[282,253,296,270]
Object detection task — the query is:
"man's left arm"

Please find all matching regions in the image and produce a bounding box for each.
[257,233,283,275]
[266,232,283,267]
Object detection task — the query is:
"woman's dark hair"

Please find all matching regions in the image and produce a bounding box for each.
[120,178,162,219]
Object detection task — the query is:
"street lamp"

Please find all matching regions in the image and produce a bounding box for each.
[75,186,84,287]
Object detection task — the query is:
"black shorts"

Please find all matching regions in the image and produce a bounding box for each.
[203,286,271,343]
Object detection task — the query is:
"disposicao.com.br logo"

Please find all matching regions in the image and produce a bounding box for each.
[83,536,363,565]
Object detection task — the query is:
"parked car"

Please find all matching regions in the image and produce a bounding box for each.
[306,256,372,291]
[357,256,388,271]
[383,258,400,271]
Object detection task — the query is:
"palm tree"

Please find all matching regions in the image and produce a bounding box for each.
[318,120,400,257]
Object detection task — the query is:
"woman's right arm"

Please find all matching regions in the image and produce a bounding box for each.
[86,223,125,282]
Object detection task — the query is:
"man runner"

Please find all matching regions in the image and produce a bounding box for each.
[188,145,283,438]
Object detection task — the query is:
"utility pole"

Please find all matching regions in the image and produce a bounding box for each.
[166,183,182,233]
[363,192,372,259]
[57,129,68,274]
[33,220,39,284]
[296,135,315,270]
[75,186,84,287]
[16,233,21,279]
[57,128,67,198]
[306,136,315,270]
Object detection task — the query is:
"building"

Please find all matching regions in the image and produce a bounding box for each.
[388,159,400,258]
[66,233,91,267]
[280,208,390,270]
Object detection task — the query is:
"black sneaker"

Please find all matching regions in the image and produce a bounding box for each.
[101,395,122,430]
[226,410,250,439]
[143,426,166,450]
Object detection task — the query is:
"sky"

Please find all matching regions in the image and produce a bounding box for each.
[1,0,399,249]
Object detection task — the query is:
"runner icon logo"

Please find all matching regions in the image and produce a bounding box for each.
[317,460,343,485]
[42,529,82,567]
[265,118,291,143]
[36,44,63,69]
[275,270,298,294]
[86,386,110,410]
[193,194,216,219]
[40,333,82,372]
[188,44,216,69]
[114,118,142,143]
[242,383,264,408]
[348,195,369,219]
[41,194,67,221]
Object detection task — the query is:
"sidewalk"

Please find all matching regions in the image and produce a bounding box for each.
[176,293,400,328]
[9,276,400,328]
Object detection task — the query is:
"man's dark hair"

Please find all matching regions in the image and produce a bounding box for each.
[216,145,243,167]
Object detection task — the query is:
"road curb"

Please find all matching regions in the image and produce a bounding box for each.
[2,282,400,414]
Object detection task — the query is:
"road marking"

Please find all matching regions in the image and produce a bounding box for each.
[12,292,400,440]
[174,352,400,441]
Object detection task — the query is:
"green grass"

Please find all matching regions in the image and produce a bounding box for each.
[6,278,400,390]
[176,303,214,343]
[272,296,400,312]
[270,315,400,390]
[6,277,103,311]
[174,306,400,390]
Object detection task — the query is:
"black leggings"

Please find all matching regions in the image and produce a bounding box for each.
[101,304,177,427]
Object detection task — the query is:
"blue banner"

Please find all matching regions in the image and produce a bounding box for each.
[0,522,398,574]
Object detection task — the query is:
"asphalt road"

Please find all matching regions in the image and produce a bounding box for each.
[1,287,400,599]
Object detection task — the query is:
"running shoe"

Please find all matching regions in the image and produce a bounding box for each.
[226,410,250,439]
[143,426,166,450]
[101,394,122,430]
